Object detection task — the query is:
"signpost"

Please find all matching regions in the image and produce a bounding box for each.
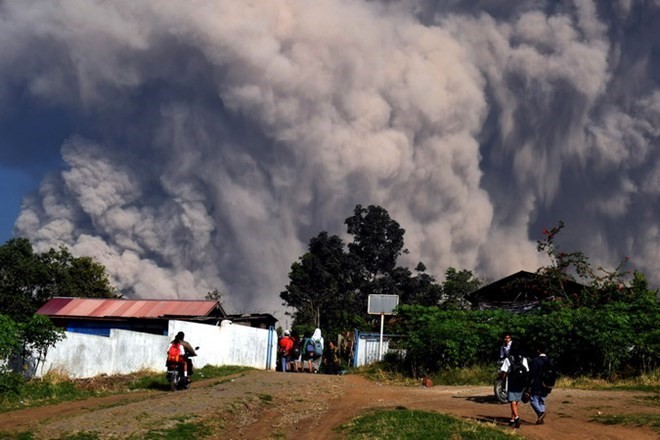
[367,294,399,361]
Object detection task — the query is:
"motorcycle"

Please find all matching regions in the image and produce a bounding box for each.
[493,359,508,403]
[493,373,508,403]
[166,346,199,391]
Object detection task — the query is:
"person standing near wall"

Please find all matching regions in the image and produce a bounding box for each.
[278,330,294,372]
[310,328,324,373]
[323,340,340,374]
[288,332,302,372]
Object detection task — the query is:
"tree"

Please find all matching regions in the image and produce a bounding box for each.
[205,289,224,302]
[536,221,593,305]
[441,267,483,310]
[536,222,638,307]
[39,246,118,299]
[280,232,361,338]
[0,315,20,367]
[394,263,444,307]
[0,238,118,321]
[281,205,444,338]
[0,238,41,320]
[18,314,64,376]
[345,204,407,280]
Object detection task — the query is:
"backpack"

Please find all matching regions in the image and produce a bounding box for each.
[167,342,182,363]
[507,355,528,390]
[540,357,557,393]
[313,339,323,356]
[305,338,316,355]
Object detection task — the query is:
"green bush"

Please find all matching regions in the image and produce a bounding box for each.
[0,371,25,396]
[393,298,659,379]
[0,315,21,363]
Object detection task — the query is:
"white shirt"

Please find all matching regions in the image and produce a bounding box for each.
[500,356,529,373]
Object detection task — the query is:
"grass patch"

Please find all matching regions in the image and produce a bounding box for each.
[257,393,273,403]
[338,408,519,439]
[131,420,211,440]
[356,363,418,386]
[4,433,36,440]
[0,372,109,412]
[429,365,494,386]
[127,365,251,391]
[558,370,660,392]
[60,433,101,440]
[356,364,660,392]
[591,413,660,431]
[636,394,660,403]
[0,366,253,412]
[357,363,498,387]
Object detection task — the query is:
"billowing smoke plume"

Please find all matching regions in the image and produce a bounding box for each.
[2,1,658,317]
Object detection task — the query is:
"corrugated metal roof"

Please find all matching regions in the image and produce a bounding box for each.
[36,297,223,319]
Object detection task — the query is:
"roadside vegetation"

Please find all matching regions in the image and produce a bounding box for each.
[9,417,213,440]
[338,408,521,439]
[359,361,660,392]
[0,365,251,412]
[590,413,660,431]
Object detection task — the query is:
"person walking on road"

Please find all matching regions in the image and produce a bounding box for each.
[529,344,554,425]
[500,346,529,428]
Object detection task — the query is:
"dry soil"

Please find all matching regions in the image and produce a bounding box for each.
[0,370,658,439]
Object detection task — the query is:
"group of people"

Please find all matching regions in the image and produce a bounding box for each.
[277,328,341,374]
[166,328,552,429]
[499,332,554,429]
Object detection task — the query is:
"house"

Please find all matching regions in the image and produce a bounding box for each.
[225,313,278,329]
[36,297,228,336]
[467,270,585,312]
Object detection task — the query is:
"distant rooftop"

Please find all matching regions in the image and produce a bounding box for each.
[36,297,226,320]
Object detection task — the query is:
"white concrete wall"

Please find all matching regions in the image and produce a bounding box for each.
[355,337,390,367]
[35,319,277,379]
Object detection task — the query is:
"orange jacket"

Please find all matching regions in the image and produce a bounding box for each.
[278,336,294,356]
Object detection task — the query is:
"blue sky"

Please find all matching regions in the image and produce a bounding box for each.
[0,100,70,244]
[0,166,34,243]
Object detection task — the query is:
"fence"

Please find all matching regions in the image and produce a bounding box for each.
[353,330,393,368]
[30,319,278,379]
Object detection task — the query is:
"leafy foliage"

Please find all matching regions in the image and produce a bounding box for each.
[440,267,483,310]
[0,315,21,365]
[0,314,63,396]
[0,238,118,321]
[18,315,65,377]
[281,205,446,339]
[535,222,641,307]
[394,293,659,378]
[345,204,407,279]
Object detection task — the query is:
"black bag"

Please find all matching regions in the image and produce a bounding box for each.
[540,357,557,393]
[507,355,529,390]
[521,388,531,403]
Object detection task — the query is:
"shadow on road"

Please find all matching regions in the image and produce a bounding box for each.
[461,394,506,405]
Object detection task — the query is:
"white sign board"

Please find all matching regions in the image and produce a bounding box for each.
[367,294,399,315]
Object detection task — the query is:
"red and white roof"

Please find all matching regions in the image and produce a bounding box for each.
[36,297,225,319]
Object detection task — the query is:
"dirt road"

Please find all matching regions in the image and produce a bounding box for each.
[0,370,657,439]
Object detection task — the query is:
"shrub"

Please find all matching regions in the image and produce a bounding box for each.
[393,298,659,379]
